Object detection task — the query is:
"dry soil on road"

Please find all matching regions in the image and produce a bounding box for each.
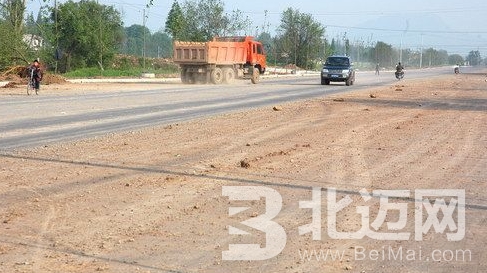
[0,73,486,272]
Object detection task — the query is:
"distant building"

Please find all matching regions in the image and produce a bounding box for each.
[23,34,44,51]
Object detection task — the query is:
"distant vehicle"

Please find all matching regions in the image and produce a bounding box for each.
[321,56,355,86]
[173,36,266,84]
[395,70,405,80]
[395,62,404,80]
[454,64,460,74]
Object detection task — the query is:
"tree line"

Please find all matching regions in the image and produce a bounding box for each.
[0,0,484,73]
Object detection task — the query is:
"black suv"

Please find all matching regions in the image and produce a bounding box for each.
[321,56,355,86]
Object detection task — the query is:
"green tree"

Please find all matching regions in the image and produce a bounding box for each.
[437,50,449,65]
[448,54,464,65]
[167,0,245,41]
[0,0,25,35]
[165,0,184,39]
[0,0,29,68]
[373,41,394,67]
[256,32,276,64]
[0,21,17,68]
[344,38,350,56]
[257,32,272,54]
[148,31,172,58]
[33,5,61,70]
[51,0,123,72]
[24,11,35,33]
[122,24,149,56]
[422,48,449,67]
[274,8,325,69]
[121,25,173,59]
[466,50,482,66]
[329,39,337,55]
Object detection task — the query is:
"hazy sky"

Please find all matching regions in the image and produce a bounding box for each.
[28,0,487,56]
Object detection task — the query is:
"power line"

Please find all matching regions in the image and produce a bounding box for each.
[325,24,487,34]
[237,6,487,16]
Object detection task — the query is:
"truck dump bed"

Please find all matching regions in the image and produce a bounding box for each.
[173,38,248,65]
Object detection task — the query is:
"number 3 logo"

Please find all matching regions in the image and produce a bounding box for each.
[222,186,287,260]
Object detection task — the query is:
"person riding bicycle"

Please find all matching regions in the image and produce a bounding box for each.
[28,59,43,93]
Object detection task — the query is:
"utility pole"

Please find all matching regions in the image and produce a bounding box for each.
[400,20,408,64]
[143,8,147,71]
[98,0,103,74]
[291,14,297,72]
[399,36,403,63]
[322,36,326,61]
[419,34,423,68]
[263,10,268,34]
[294,28,297,72]
[54,0,58,73]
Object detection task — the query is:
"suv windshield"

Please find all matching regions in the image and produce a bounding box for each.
[325,57,349,66]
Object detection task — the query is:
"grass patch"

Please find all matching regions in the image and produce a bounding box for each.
[63,66,179,78]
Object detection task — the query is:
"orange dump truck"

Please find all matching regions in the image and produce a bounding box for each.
[173,36,266,84]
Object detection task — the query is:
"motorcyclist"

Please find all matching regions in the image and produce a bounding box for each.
[395,62,404,79]
[454,64,460,74]
[396,62,404,73]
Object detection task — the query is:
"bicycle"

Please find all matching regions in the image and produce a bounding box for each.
[27,67,38,95]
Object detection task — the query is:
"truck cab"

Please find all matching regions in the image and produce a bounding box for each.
[214,36,266,74]
[248,40,266,74]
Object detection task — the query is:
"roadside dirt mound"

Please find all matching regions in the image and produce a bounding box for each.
[0,74,24,87]
[1,82,16,88]
[0,73,23,83]
[41,73,67,85]
[1,66,26,84]
[0,70,66,87]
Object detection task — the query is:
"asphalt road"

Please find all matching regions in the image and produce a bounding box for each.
[0,67,454,150]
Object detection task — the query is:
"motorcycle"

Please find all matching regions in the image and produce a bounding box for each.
[395,70,404,80]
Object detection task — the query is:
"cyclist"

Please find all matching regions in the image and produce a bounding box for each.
[28,59,43,94]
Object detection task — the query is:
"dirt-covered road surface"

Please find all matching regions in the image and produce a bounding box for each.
[0,72,486,272]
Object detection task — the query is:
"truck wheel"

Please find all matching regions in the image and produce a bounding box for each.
[251,68,260,84]
[223,68,235,84]
[211,68,224,84]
